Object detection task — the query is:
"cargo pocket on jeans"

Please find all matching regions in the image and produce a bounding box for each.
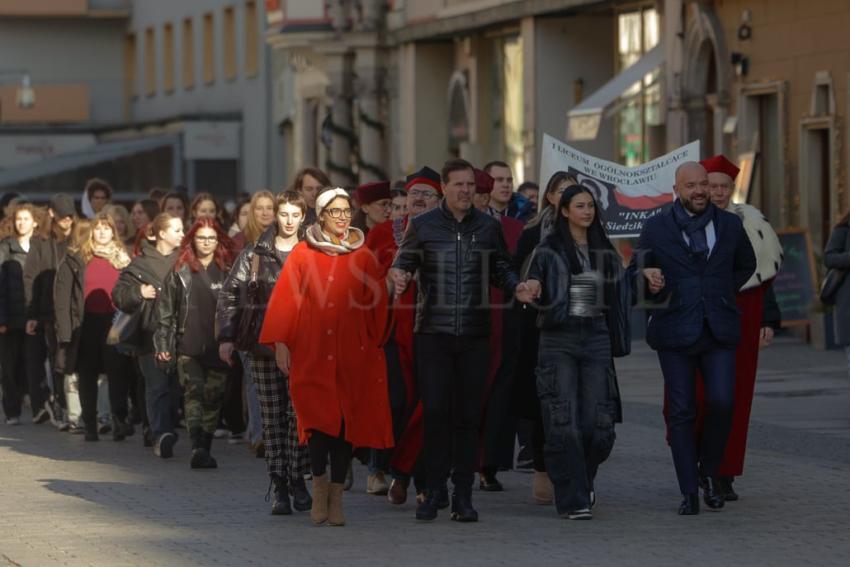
[542,399,571,451]
[535,365,559,400]
[593,402,617,461]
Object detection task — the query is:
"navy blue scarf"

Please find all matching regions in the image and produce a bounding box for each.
[672,200,715,257]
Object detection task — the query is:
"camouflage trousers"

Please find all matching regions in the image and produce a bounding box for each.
[177,356,227,435]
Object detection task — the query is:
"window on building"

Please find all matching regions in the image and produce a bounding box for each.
[245,0,259,77]
[163,23,175,94]
[182,18,195,90]
[124,33,137,100]
[144,27,156,96]
[223,6,237,81]
[616,6,661,166]
[203,12,215,85]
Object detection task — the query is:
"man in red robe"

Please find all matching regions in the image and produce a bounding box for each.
[365,166,443,505]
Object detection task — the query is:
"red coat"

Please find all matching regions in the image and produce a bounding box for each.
[258,241,394,449]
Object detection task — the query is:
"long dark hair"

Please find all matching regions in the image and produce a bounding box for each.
[552,185,616,273]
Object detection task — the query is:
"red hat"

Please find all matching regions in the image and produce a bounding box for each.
[405,166,442,194]
[700,155,740,181]
[474,168,494,194]
[355,181,391,206]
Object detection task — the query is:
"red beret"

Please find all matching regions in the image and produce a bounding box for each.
[700,155,740,181]
[474,168,494,194]
[404,166,442,194]
[355,181,391,206]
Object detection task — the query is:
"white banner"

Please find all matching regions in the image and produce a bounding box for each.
[539,134,700,237]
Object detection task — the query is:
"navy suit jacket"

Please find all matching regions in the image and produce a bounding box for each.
[629,205,756,351]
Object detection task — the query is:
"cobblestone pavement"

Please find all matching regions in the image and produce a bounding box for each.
[2,337,849,566]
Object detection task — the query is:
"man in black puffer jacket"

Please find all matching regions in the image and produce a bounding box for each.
[391,158,534,523]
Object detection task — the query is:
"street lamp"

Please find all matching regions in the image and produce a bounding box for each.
[0,69,36,109]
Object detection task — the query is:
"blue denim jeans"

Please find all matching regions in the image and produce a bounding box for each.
[536,317,616,514]
[241,352,263,444]
[138,352,180,439]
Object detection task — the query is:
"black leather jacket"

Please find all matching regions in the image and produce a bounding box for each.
[153,265,190,356]
[527,233,630,352]
[216,225,286,346]
[393,200,519,336]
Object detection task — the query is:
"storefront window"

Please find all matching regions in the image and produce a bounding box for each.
[617,6,661,166]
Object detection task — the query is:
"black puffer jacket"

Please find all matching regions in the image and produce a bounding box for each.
[0,237,30,330]
[393,200,519,336]
[111,241,177,355]
[23,235,69,323]
[216,225,286,354]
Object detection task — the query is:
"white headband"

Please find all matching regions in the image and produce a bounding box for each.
[315,187,350,217]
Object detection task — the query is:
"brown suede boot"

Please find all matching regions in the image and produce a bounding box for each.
[328,483,346,526]
[310,474,329,525]
[532,471,554,505]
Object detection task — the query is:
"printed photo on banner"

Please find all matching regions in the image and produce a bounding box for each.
[539,134,701,238]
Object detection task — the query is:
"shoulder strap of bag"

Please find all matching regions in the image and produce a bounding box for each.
[250,253,261,283]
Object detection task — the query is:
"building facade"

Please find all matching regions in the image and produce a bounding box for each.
[0,0,277,200]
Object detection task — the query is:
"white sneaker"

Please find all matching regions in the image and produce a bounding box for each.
[213,428,229,439]
[566,508,593,520]
[5,417,21,426]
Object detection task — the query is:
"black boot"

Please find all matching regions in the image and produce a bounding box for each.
[702,477,725,509]
[290,476,313,512]
[189,428,217,469]
[450,491,479,522]
[270,475,293,515]
[112,416,126,442]
[84,418,99,442]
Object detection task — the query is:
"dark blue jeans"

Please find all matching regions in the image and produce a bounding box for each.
[139,352,180,440]
[657,327,735,495]
[537,317,616,514]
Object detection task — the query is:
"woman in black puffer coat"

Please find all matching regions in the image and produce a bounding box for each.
[112,213,183,458]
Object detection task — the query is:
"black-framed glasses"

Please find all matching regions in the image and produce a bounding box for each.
[195,236,218,243]
[325,208,353,219]
[408,189,439,200]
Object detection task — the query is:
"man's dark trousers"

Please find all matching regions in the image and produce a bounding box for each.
[416,333,489,494]
[656,326,735,495]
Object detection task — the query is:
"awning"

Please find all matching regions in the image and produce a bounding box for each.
[0,134,179,188]
[567,44,664,142]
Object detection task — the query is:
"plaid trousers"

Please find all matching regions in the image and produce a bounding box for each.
[249,356,310,483]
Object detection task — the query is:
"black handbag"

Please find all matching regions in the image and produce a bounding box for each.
[820,268,847,305]
[234,254,273,357]
[106,309,144,353]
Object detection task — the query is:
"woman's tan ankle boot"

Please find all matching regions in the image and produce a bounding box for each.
[328,483,346,526]
[532,471,554,505]
[311,474,329,525]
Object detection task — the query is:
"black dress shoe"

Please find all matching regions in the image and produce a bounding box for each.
[415,492,439,521]
[678,493,699,515]
[479,473,504,492]
[450,493,479,522]
[702,477,725,509]
[720,476,738,501]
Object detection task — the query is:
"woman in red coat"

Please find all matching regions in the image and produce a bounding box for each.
[259,187,393,527]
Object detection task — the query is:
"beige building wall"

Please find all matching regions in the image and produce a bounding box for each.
[711,0,850,244]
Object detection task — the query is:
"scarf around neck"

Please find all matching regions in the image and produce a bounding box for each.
[672,200,714,257]
[304,223,364,256]
[91,242,131,269]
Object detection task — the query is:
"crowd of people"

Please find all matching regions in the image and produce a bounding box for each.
[0,153,791,524]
